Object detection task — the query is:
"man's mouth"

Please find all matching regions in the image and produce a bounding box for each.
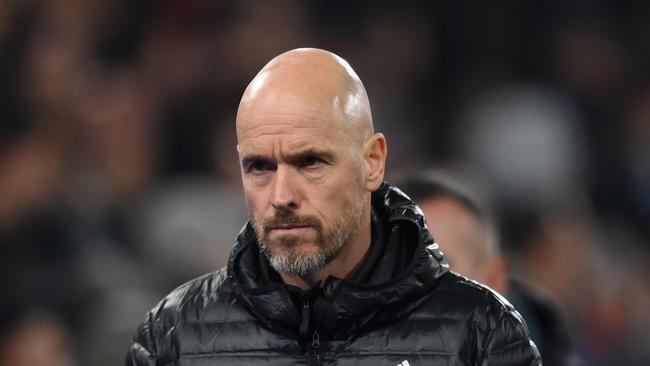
[268,224,311,231]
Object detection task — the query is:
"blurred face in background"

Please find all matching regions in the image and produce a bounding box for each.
[419,195,507,294]
[0,313,75,366]
[420,196,489,278]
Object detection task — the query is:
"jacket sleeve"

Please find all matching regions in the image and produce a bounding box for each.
[480,307,543,366]
[125,311,159,366]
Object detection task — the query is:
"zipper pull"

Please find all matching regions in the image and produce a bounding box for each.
[312,331,320,350]
[311,332,321,365]
[299,299,310,338]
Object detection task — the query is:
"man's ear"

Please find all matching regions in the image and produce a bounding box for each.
[363,133,387,191]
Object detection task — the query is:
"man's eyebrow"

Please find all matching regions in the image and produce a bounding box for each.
[240,149,336,164]
[286,149,336,163]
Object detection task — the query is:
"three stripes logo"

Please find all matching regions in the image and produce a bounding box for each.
[396,361,411,366]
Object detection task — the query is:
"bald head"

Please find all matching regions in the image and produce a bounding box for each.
[235,49,387,287]
[236,48,373,146]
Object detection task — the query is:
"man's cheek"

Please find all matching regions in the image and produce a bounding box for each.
[244,193,259,214]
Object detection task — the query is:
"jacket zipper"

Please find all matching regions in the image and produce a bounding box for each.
[310,331,321,366]
[300,296,322,366]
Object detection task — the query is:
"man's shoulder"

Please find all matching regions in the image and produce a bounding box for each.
[421,271,525,326]
[405,271,539,363]
[348,271,539,364]
[127,268,268,364]
[144,267,248,326]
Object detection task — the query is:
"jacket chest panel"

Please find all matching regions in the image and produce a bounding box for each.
[173,320,301,354]
[172,317,477,365]
[176,355,308,366]
[346,316,476,356]
[176,354,468,366]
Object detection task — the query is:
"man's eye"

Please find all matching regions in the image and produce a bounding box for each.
[301,156,325,167]
[245,160,275,173]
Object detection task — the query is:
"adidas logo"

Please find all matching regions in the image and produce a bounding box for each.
[396,361,411,366]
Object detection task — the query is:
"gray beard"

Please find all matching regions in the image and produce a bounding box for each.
[257,219,350,276]
[253,199,364,277]
[260,238,330,276]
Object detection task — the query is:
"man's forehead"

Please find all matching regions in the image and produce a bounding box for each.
[236,91,348,141]
[238,138,337,157]
[238,81,342,119]
[237,119,340,151]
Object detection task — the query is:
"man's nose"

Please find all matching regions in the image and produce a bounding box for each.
[270,166,299,210]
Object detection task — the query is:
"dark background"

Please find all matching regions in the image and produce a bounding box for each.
[1,1,648,365]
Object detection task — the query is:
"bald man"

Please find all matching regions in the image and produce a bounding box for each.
[126,48,541,366]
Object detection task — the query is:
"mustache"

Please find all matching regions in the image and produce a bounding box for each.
[262,212,322,234]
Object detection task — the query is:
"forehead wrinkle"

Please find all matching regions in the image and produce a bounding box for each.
[239,137,337,164]
[238,116,364,163]
[241,114,332,129]
[237,108,346,142]
[238,124,348,164]
[238,108,339,130]
[240,126,338,151]
[238,121,331,141]
[286,134,337,152]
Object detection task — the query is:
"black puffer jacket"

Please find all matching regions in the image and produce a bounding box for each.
[126,184,541,365]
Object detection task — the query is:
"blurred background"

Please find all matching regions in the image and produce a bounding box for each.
[0,0,648,365]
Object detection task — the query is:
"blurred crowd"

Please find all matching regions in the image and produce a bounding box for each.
[0,1,648,365]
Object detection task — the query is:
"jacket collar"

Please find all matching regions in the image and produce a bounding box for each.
[228,183,449,339]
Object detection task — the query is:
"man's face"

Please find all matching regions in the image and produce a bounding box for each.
[237,96,367,276]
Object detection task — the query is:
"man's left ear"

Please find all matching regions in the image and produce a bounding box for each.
[363,133,387,191]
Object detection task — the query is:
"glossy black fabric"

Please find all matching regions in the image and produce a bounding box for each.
[126,184,542,365]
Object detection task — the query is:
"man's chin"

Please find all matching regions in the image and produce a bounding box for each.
[266,241,322,258]
[265,247,327,276]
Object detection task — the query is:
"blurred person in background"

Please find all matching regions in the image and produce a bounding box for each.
[0,305,76,366]
[398,169,582,366]
[504,205,648,366]
[125,48,540,365]
[0,87,82,366]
